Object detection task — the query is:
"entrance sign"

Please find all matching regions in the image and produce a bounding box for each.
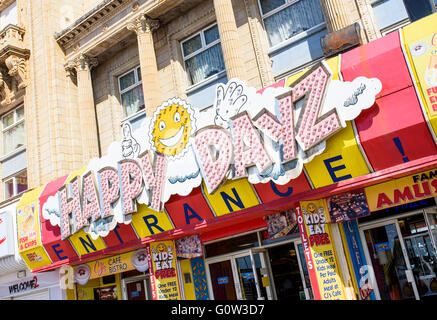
[297,199,347,300]
[37,61,380,240]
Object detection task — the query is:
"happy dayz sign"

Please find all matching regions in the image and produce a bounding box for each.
[41,62,382,240]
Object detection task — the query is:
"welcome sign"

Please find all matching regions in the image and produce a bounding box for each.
[40,61,381,240]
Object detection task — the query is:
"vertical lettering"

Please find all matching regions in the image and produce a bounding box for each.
[231,111,272,179]
[97,167,120,218]
[118,159,144,220]
[58,177,82,239]
[139,151,167,212]
[253,88,297,163]
[293,64,342,151]
[193,127,233,194]
[81,172,101,228]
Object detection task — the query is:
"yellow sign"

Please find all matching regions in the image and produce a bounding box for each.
[131,204,174,238]
[365,168,437,211]
[75,249,147,281]
[68,230,107,256]
[148,240,181,300]
[16,186,52,269]
[298,199,347,300]
[202,179,260,217]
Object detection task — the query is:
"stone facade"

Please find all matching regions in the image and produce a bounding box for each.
[0,0,396,199]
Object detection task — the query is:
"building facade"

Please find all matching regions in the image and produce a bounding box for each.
[1,0,437,300]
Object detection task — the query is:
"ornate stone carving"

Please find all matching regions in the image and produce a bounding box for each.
[65,53,99,77]
[5,54,27,89]
[127,14,160,34]
[0,68,12,105]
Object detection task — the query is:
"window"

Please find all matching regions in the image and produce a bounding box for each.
[118,66,145,118]
[0,1,18,30]
[259,0,325,47]
[4,169,27,199]
[2,105,24,155]
[402,0,435,22]
[181,24,226,86]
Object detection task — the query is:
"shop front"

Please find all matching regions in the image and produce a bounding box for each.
[14,12,437,301]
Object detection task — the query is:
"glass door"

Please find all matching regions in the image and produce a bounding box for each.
[360,220,419,300]
[208,259,238,300]
[206,250,273,300]
[122,275,151,300]
[401,212,437,299]
[234,250,270,300]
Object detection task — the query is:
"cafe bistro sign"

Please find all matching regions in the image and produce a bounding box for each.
[42,62,382,240]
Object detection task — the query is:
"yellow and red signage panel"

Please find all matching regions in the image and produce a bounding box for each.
[201,179,260,217]
[17,186,52,269]
[342,30,437,171]
[147,240,181,300]
[39,174,79,263]
[131,204,174,238]
[297,200,347,300]
[252,172,311,203]
[365,168,437,211]
[401,12,437,137]
[165,186,215,228]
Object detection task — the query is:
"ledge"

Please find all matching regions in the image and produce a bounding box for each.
[54,0,129,48]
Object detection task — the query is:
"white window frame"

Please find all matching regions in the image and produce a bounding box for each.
[257,0,326,52]
[3,169,27,199]
[117,66,144,119]
[1,104,25,157]
[180,23,226,87]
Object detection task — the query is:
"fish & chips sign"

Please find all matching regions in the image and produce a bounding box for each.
[42,62,381,240]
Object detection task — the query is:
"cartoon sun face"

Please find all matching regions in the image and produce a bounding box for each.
[151,100,194,157]
[156,243,167,253]
[307,203,317,215]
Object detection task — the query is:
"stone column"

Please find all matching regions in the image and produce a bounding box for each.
[66,53,100,163]
[213,0,247,80]
[320,0,352,33]
[320,0,380,44]
[127,14,162,116]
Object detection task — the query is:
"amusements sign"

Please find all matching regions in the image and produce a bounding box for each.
[297,200,346,300]
[148,240,181,300]
[365,168,437,211]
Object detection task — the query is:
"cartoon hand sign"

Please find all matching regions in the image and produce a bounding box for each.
[214,80,248,129]
[121,123,140,158]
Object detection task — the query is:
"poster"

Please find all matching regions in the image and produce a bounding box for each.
[341,220,376,300]
[327,189,370,223]
[297,199,347,300]
[148,240,181,300]
[266,209,298,239]
[175,235,202,258]
[408,31,437,117]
